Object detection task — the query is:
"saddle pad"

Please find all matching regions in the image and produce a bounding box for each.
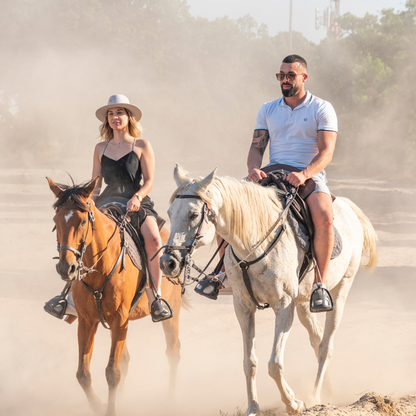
[288,210,342,260]
[124,231,143,271]
[261,173,342,260]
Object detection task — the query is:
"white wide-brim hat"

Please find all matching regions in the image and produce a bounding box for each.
[95,94,142,122]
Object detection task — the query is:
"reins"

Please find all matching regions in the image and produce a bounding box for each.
[158,184,298,307]
[228,187,297,309]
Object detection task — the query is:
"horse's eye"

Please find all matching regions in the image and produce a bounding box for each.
[190,212,199,221]
[81,220,87,226]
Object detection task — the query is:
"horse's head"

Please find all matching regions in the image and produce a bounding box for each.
[160,164,218,278]
[47,176,99,281]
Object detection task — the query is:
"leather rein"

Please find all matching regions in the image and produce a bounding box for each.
[55,203,129,329]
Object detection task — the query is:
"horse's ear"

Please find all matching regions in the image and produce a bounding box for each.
[47,177,65,198]
[173,163,192,187]
[189,167,217,194]
[83,176,100,198]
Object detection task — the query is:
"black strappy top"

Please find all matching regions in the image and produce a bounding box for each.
[95,141,158,221]
[98,150,142,200]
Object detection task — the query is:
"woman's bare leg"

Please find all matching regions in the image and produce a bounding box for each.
[140,216,163,292]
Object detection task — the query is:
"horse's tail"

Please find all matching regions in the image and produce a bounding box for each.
[339,197,378,271]
[181,292,193,311]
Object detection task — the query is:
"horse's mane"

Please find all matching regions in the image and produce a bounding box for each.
[53,181,92,211]
[171,175,285,250]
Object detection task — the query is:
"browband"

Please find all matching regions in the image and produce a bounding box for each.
[175,195,202,199]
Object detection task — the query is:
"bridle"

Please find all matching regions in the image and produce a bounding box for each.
[152,194,220,288]
[55,203,98,279]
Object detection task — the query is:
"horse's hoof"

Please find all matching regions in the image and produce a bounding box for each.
[246,404,260,416]
[286,399,306,415]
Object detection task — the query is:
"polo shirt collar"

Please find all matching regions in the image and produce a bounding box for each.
[278,91,312,109]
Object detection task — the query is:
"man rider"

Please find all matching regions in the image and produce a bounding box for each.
[247,54,337,312]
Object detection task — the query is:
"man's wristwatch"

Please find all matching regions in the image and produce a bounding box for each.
[135,193,143,202]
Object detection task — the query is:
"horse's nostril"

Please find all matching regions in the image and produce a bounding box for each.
[69,264,76,275]
[168,260,176,270]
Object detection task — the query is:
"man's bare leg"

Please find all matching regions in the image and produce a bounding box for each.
[307,192,334,312]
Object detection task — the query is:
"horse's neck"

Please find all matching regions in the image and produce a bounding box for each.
[213,186,290,260]
[215,206,264,259]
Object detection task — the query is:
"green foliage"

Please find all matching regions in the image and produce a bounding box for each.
[0,0,415,176]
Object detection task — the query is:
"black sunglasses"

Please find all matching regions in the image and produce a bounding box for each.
[276,72,305,81]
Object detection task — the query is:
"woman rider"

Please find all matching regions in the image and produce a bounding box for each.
[44,95,172,323]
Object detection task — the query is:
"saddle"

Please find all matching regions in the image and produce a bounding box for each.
[95,197,152,314]
[260,164,342,282]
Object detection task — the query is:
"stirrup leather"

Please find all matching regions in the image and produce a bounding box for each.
[44,296,68,319]
[194,278,222,300]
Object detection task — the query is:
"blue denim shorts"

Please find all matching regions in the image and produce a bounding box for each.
[310,171,331,197]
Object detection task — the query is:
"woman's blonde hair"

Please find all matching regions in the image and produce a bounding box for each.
[99,108,142,141]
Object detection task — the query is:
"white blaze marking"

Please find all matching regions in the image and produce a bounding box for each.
[65,211,74,223]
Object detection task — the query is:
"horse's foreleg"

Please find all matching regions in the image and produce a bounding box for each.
[269,300,306,415]
[234,300,259,416]
[76,319,101,413]
[161,289,182,399]
[105,321,128,416]
[118,342,130,399]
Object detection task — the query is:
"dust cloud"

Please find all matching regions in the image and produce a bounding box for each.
[0,1,415,416]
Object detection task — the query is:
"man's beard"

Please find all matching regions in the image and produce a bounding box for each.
[281,83,299,97]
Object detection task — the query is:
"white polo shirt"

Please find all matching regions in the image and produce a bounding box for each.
[254,91,338,170]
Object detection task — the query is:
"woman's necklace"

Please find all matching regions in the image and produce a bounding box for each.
[113,138,132,148]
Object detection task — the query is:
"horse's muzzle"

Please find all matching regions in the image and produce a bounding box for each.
[56,260,78,281]
[160,253,182,278]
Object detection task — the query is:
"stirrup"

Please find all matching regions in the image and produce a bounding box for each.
[151,298,174,323]
[310,286,334,313]
[194,278,222,300]
[44,295,68,319]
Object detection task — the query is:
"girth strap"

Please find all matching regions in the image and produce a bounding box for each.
[231,223,286,310]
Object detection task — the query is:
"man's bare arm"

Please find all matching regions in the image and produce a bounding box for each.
[285,130,337,187]
[247,129,270,182]
[303,130,337,179]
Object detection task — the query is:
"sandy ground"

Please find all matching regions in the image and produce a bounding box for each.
[0,169,415,416]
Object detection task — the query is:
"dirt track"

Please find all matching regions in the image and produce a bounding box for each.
[0,169,415,416]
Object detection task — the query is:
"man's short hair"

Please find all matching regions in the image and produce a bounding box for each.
[282,55,308,70]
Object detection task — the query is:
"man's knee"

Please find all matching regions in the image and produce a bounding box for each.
[307,193,333,231]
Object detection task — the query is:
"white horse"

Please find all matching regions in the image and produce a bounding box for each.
[160,165,378,415]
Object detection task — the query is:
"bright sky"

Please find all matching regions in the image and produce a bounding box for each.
[185,0,407,44]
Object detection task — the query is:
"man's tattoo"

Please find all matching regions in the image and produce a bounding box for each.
[251,130,270,156]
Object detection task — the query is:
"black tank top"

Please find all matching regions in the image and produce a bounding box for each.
[96,140,142,202]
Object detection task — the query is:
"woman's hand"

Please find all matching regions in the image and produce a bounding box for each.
[127,195,141,212]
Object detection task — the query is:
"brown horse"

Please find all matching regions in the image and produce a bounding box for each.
[47,176,183,416]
